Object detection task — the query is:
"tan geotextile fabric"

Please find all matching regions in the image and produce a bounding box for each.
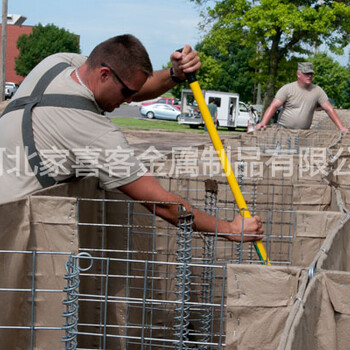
[226,209,350,350]
[314,215,350,272]
[0,195,78,349]
[225,264,308,350]
[279,271,350,350]
[226,267,350,350]
[239,128,341,150]
[161,144,332,185]
[293,211,347,267]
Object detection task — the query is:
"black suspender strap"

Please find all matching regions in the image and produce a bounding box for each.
[1,62,100,188]
[3,94,98,115]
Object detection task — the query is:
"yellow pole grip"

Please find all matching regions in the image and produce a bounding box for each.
[188,81,270,265]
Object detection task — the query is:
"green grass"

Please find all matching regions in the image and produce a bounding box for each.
[111,117,244,135]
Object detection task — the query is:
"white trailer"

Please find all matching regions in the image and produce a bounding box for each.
[178,89,259,130]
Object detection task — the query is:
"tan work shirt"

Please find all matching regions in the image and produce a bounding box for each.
[276,81,328,129]
[0,53,146,205]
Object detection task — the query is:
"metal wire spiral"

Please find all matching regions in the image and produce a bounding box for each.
[295,135,300,154]
[174,206,194,350]
[287,137,292,153]
[62,253,93,349]
[235,162,246,262]
[198,180,218,349]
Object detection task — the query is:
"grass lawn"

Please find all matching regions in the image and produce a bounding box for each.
[111,117,245,136]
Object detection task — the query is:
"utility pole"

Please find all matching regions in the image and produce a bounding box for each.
[252,0,262,105]
[0,0,8,102]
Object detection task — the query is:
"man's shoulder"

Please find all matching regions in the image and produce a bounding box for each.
[309,83,325,92]
[275,82,296,101]
[282,81,298,90]
[40,53,87,68]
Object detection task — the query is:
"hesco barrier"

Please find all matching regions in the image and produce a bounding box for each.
[1,125,350,349]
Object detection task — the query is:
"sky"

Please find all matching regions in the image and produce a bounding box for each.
[6,0,349,68]
[7,0,205,70]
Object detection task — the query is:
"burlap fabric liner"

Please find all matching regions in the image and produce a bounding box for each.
[237,128,342,150]
[226,216,350,350]
[292,210,345,267]
[279,270,350,350]
[0,195,78,349]
[226,267,350,350]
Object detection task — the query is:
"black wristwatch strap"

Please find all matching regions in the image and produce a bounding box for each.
[170,66,186,84]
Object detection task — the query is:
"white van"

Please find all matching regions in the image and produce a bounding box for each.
[178,89,259,130]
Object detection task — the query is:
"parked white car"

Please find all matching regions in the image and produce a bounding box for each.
[5,87,11,99]
[5,82,19,99]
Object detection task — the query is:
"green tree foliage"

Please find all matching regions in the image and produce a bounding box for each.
[15,23,80,77]
[196,39,256,102]
[168,51,223,99]
[190,0,350,108]
[310,53,350,108]
[169,40,256,102]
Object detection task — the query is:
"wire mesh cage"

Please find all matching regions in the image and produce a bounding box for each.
[63,188,296,349]
[0,190,298,350]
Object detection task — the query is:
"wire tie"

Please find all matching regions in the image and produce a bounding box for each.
[76,252,93,272]
[308,263,315,280]
[296,297,305,309]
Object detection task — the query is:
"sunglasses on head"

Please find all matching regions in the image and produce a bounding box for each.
[101,62,138,98]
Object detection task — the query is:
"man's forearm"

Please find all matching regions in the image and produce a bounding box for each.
[133,69,178,102]
[260,105,277,126]
[326,109,346,131]
[322,101,348,131]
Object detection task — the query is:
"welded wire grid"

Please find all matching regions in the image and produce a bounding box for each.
[62,185,295,349]
[0,250,72,347]
[238,129,343,154]
[63,127,344,348]
[0,177,296,350]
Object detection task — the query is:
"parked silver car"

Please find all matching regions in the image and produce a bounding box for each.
[139,103,181,121]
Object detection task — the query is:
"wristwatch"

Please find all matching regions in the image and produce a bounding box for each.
[170,66,186,84]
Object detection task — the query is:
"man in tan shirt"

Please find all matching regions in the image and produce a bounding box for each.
[256,62,348,131]
[0,34,263,242]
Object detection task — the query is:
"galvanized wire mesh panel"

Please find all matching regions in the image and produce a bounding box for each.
[67,196,295,349]
[63,254,227,349]
[0,193,296,349]
[0,250,71,348]
[237,129,343,154]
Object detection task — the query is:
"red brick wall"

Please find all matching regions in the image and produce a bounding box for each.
[0,24,33,84]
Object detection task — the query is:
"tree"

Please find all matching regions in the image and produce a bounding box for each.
[15,23,80,77]
[190,0,350,109]
[310,53,350,108]
[196,39,256,103]
[169,40,256,102]
[168,51,223,99]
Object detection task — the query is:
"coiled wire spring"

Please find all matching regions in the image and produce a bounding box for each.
[199,180,218,349]
[235,161,246,262]
[174,206,194,350]
[62,252,93,349]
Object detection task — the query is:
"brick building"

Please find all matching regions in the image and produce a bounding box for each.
[0,24,33,84]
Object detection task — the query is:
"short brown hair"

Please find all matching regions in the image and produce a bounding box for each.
[86,34,153,80]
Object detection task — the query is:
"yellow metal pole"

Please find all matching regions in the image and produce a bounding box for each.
[188,79,270,265]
